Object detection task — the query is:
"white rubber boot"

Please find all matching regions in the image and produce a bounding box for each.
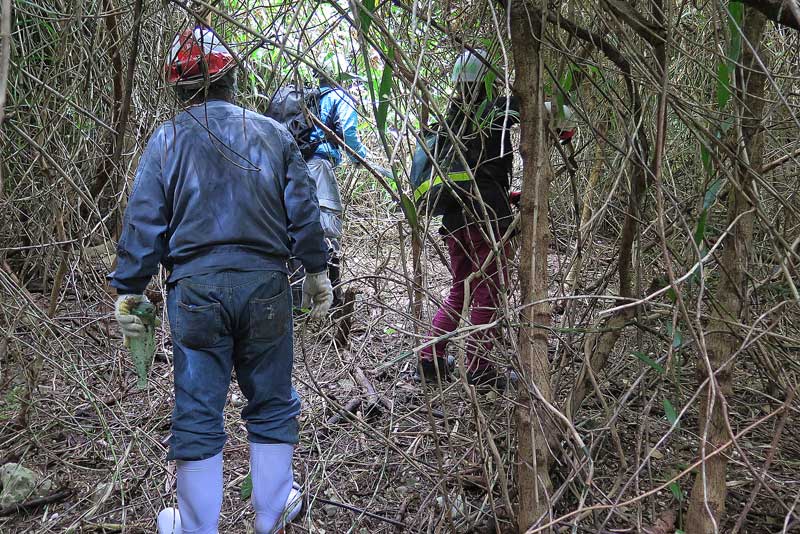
[250,443,300,533]
[157,507,182,534]
[176,452,223,534]
[283,481,304,524]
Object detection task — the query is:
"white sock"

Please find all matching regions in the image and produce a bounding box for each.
[176,452,223,534]
[250,442,293,534]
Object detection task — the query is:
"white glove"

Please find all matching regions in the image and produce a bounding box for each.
[114,294,149,339]
[301,271,333,321]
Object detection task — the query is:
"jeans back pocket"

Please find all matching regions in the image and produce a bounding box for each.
[249,277,290,341]
[176,284,222,349]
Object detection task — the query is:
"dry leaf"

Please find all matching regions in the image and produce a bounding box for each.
[645,509,677,534]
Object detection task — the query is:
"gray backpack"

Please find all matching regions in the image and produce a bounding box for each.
[265,85,340,159]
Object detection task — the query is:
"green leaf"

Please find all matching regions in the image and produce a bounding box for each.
[557,66,575,114]
[727,1,744,63]
[376,48,394,133]
[400,192,418,229]
[703,178,723,210]
[483,70,496,100]
[693,179,722,250]
[663,399,679,426]
[561,66,574,93]
[715,2,743,112]
[359,0,376,34]
[668,325,683,350]
[478,37,494,49]
[240,473,252,501]
[632,351,665,375]
[700,144,713,176]
[669,480,684,501]
[693,210,708,246]
[666,287,677,303]
[476,99,489,123]
[384,327,397,335]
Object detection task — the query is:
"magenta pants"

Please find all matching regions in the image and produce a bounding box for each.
[420,225,510,372]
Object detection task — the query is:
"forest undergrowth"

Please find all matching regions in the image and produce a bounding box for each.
[2,172,798,533]
[2,0,800,533]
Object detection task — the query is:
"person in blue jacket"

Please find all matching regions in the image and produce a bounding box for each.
[301,56,369,307]
[109,26,333,534]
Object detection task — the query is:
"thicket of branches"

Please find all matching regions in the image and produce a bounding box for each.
[1,0,798,533]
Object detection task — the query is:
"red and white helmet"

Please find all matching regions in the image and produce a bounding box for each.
[165,26,234,86]
[545,101,577,144]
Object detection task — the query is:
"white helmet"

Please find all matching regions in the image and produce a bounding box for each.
[451,49,489,83]
[314,52,347,78]
[545,100,577,143]
[545,101,576,129]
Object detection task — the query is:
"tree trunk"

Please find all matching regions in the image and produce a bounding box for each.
[510,2,554,531]
[685,9,767,533]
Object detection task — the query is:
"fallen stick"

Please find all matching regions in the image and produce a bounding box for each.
[354,366,379,409]
[353,366,393,412]
[325,366,393,429]
[395,496,413,533]
[0,488,73,516]
[325,397,362,426]
[314,496,407,528]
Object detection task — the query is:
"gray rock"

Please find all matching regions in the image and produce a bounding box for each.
[322,503,338,517]
[0,463,51,507]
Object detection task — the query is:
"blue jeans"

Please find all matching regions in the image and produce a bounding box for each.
[166,270,300,461]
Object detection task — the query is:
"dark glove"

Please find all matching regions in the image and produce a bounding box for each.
[301,271,333,321]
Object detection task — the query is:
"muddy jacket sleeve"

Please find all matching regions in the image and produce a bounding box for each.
[109,130,169,294]
[282,129,328,274]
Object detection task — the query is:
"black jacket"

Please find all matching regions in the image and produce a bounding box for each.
[440,95,520,234]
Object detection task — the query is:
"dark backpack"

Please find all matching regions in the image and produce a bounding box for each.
[409,126,472,216]
[264,85,341,159]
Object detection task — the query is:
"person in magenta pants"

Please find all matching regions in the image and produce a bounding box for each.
[420,226,512,382]
[417,49,519,388]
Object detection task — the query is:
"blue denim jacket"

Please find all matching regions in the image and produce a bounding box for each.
[109,100,328,294]
[309,86,367,166]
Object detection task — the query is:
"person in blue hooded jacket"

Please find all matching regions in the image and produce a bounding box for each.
[298,57,370,308]
[109,26,332,534]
